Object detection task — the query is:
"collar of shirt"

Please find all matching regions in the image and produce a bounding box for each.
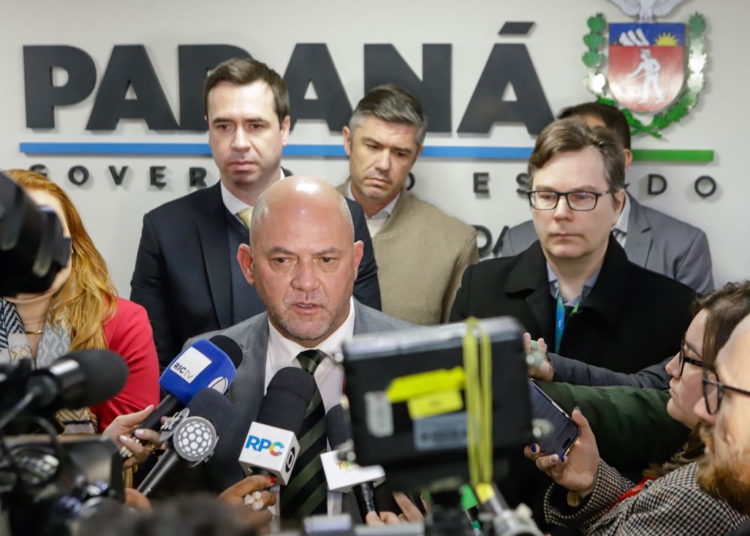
[220,168,286,220]
[265,297,355,412]
[346,182,400,221]
[612,193,630,247]
[546,263,602,307]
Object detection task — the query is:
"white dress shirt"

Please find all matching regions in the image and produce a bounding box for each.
[346,183,400,237]
[264,298,356,516]
[220,169,286,223]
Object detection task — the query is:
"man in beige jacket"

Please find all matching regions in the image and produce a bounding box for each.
[337,85,478,325]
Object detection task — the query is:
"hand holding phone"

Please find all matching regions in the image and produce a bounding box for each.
[528,380,580,456]
[524,391,601,499]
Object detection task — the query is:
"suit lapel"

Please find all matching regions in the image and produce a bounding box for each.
[505,243,554,340]
[624,194,653,269]
[197,183,233,329]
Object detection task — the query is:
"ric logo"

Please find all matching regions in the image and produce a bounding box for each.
[245,436,284,457]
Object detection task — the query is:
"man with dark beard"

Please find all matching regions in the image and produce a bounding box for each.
[695,313,750,535]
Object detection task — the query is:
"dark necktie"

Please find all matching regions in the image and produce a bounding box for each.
[280,349,329,520]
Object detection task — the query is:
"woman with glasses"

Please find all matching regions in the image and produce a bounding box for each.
[0,170,159,434]
[526,281,750,535]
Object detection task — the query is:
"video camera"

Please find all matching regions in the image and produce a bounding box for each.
[0,171,123,535]
[0,170,71,296]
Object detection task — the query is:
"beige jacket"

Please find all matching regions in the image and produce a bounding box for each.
[338,181,478,325]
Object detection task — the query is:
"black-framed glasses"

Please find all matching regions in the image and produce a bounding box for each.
[678,340,704,377]
[527,189,614,211]
[702,367,750,415]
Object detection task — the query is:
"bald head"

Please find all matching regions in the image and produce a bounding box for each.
[250,176,354,247]
[237,175,364,347]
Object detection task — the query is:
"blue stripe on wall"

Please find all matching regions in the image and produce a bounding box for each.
[19,142,534,160]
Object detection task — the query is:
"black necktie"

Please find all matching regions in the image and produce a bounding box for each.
[280,349,329,520]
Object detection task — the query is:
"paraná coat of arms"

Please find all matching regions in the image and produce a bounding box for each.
[582,0,707,138]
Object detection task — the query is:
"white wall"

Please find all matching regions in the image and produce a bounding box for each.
[1,0,748,294]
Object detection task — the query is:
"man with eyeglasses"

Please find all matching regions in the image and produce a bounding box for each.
[451,118,695,374]
[695,314,750,534]
[502,102,714,296]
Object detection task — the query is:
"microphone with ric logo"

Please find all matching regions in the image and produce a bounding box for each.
[238,368,316,485]
[120,335,242,459]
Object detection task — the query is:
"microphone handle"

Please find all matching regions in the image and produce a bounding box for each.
[353,482,379,518]
[137,448,181,497]
[138,395,183,432]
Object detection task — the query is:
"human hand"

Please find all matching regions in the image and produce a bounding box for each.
[523,333,554,382]
[102,406,164,469]
[218,475,277,529]
[364,492,427,525]
[124,488,152,511]
[524,408,599,497]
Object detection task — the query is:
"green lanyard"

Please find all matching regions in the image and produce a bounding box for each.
[555,293,579,353]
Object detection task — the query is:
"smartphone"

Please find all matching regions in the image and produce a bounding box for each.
[527,379,581,456]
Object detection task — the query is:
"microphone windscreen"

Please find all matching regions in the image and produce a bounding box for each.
[209,335,243,370]
[159,339,238,405]
[325,404,352,448]
[186,388,235,440]
[256,367,316,435]
[57,350,128,408]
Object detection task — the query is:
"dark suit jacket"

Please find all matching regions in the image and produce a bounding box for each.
[130,180,381,370]
[450,236,695,373]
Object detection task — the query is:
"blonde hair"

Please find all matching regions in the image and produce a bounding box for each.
[4,170,117,351]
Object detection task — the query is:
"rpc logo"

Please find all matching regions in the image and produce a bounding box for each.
[245,436,285,457]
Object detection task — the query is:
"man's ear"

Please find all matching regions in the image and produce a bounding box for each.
[623,148,633,170]
[342,126,352,157]
[614,189,627,220]
[352,240,364,279]
[280,115,291,146]
[237,244,255,286]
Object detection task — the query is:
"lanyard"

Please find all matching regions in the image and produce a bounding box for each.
[554,293,579,353]
[608,477,655,510]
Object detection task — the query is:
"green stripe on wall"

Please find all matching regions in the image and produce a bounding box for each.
[631,149,714,162]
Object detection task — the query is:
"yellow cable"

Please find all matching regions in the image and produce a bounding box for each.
[462,317,494,487]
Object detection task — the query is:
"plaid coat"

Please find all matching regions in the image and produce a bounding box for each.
[545,461,747,535]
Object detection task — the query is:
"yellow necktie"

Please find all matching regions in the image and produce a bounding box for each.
[237,207,253,229]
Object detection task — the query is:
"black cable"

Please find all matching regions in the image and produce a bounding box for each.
[0,392,35,432]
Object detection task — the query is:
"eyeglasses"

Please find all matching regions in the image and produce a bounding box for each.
[527,189,614,211]
[678,341,704,377]
[702,367,750,415]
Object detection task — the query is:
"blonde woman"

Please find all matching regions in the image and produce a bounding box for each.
[0,170,159,433]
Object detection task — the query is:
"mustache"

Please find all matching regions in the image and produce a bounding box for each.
[284,292,328,306]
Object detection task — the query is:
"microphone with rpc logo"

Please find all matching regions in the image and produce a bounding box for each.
[121,335,242,459]
[137,388,234,497]
[238,368,316,485]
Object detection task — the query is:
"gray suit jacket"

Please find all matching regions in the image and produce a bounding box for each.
[183,299,414,493]
[501,193,714,295]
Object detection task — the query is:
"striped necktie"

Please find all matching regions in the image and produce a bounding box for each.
[280,349,329,520]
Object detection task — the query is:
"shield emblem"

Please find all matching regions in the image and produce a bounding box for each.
[608,23,685,114]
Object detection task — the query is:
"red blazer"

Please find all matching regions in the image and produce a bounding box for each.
[90,297,160,430]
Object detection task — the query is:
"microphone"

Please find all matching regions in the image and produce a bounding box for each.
[321,405,385,517]
[238,368,316,485]
[0,350,129,433]
[25,349,129,411]
[133,336,241,441]
[137,388,234,496]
